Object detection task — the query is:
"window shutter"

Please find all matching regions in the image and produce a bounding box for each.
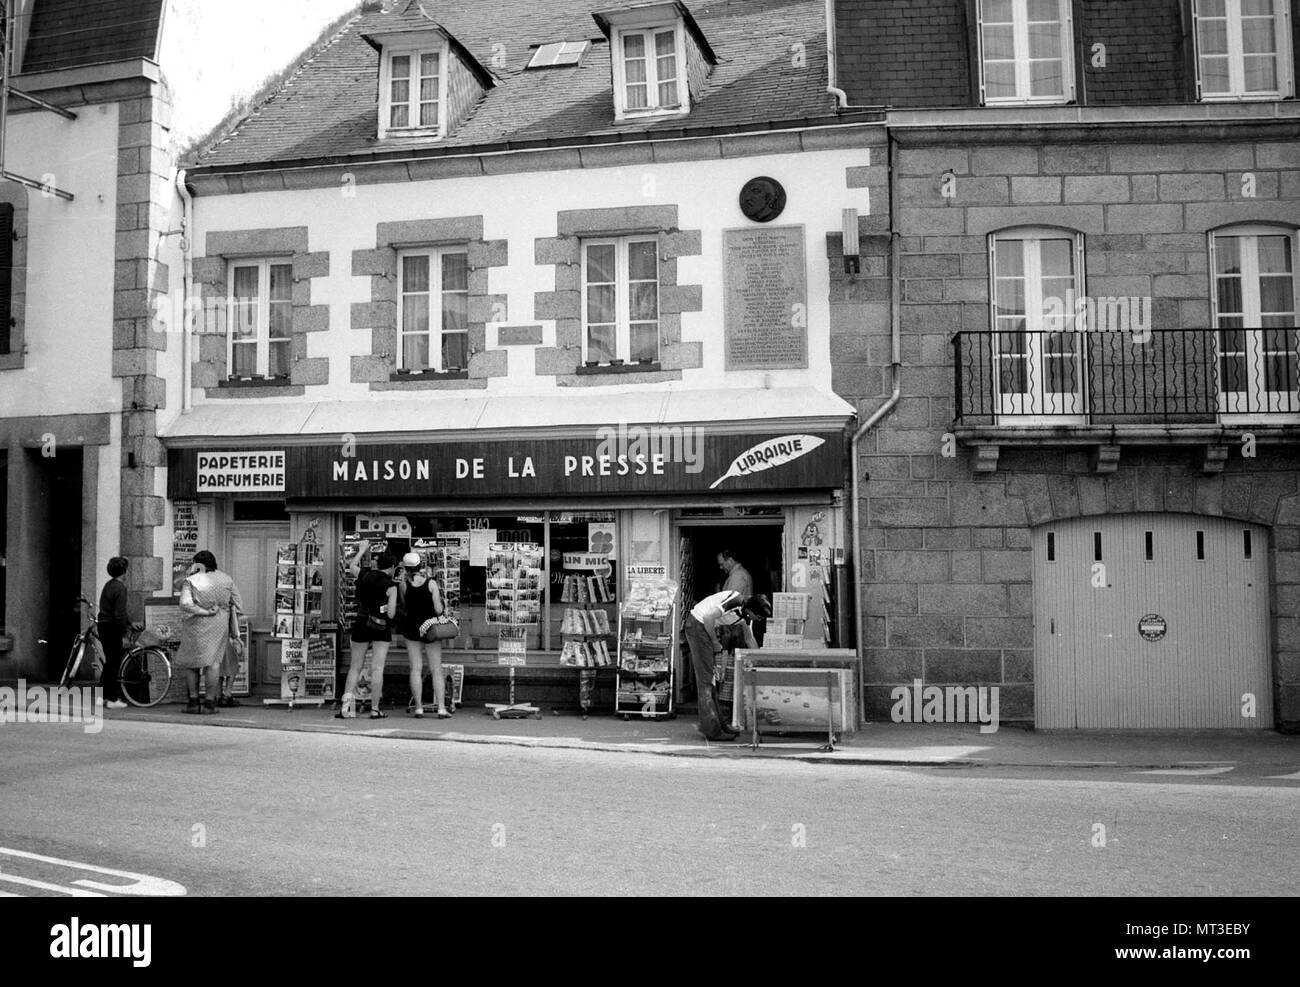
[988,235,999,331]
[0,204,13,355]
[1281,0,1296,97]
[1207,233,1220,326]
[1191,0,1204,101]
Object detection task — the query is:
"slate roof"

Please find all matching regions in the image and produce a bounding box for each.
[190,0,836,169]
[20,0,165,73]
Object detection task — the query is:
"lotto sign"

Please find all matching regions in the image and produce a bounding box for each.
[196,452,286,492]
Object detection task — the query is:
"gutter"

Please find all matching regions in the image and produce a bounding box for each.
[825,0,849,109]
[175,169,194,413]
[850,130,902,677]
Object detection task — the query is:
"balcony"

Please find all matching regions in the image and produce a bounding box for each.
[952,328,1300,471]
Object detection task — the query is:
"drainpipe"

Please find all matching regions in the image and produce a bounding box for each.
[825,0,849,109]
[850,130,902,673]
[175,169,194,413]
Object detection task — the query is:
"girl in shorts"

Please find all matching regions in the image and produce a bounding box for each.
[338,546,398,719]
[398,552,450,718]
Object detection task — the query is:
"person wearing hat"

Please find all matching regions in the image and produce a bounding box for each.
[397,551,450,718]
[337,543,398,719]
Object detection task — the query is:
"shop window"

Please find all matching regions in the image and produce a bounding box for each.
[228,259,293,380]
[344,511,618,658]
[397,248,469,373]
[582,237,660,367]
[382,45,443,137]
[232,500,290,522]
[976,0,1076,105]
[1194,0,1295,101]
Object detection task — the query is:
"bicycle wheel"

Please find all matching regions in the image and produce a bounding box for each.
[60,636,88,688]
[118,648,173,707]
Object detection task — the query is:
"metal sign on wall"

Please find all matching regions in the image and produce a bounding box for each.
[168,429,844,499]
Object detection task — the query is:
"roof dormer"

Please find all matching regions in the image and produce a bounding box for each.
[362,2,493,141]
[593,1,716,122]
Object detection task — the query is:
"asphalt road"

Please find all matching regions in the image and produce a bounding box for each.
[2,719,1297,896]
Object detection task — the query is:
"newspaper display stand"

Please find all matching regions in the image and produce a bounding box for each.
[485,542,544,720]
[616,575,678,720]
[730,648,859,750]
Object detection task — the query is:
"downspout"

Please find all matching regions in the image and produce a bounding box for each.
[850,130,902,676]
[175,169,194,412]
[825,0,848,109]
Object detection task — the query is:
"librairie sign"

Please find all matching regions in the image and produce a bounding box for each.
[169,430,842,499]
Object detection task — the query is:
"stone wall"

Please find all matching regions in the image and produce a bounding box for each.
[859,130,1300,727]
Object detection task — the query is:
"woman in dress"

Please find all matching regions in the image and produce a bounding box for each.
[398,552,450,719]
[176,550,244,714]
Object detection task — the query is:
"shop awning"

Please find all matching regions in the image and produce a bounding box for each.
[158,387,856,446]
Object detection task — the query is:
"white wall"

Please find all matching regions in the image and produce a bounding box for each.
[187,145,873,406]
[0,102,123,417]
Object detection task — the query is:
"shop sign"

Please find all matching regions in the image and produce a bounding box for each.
[710,435,825,490]
[626,564,667,580]
[196,451,285,492]
[1139,614,1167,642]
[356,514,411,538]
[168,430,843,500]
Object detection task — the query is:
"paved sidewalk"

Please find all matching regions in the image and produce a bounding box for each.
[98,697,1300,770]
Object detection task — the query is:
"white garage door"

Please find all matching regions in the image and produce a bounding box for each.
[1033,513,1272,729]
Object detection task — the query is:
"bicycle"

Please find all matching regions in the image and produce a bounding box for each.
[62,597,174,707]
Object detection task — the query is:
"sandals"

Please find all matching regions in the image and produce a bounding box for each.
[436,710,451,719]
[370,709,388,719]
[408,707,425,718]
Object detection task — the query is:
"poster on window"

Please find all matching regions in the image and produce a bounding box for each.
[171,501,199,596]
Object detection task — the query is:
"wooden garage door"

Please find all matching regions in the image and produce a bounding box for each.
[1033,514,1272,729]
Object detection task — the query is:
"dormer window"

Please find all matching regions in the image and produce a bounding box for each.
[389,49,440,130]
[621,29,681,111]
[595,3,716,122]
[364,14,494,142]
[381,42,446,137]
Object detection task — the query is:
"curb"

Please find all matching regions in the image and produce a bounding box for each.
[101,708,1291,771]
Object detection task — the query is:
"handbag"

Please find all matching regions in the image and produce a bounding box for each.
[420,616,459,642]
[366,614,389,631]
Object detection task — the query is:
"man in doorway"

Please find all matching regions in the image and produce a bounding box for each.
[717,549,753,598]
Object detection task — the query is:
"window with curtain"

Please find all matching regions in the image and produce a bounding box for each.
[228,259,292,379]
[1195,0,1295,100]
[398,248,469,372]
[977,0,1075,104]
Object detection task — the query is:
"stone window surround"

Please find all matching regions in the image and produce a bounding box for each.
[350,216,508,392]
[0,185,29,372]
[192,227,330,399]
[533,204,704,386]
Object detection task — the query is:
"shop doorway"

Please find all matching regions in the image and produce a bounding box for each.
[225,504,290,690]
[40,448,83,677]
[676,521,783,700]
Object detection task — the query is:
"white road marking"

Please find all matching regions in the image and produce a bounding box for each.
[1265,770,1300,780]
[1138,767,1236,776]
[0,873,106,896]
[0,847,186,896]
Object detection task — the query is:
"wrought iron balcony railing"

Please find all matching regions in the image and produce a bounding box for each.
[953,328,1300,425]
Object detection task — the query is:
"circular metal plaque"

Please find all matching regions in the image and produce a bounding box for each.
[1138,613,1167,642]
[739,176,787,223]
